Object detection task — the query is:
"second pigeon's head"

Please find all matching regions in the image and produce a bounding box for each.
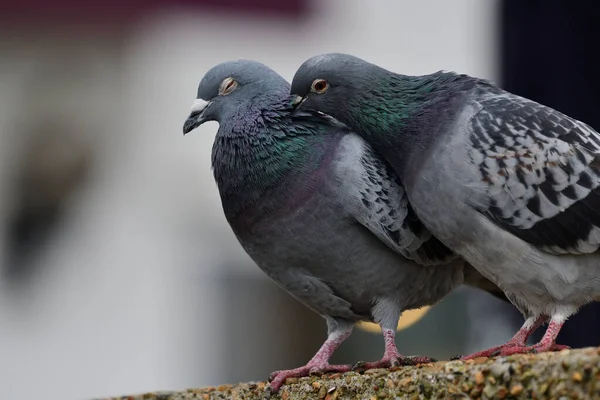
[290,53,385,122]
[183,60,289,134]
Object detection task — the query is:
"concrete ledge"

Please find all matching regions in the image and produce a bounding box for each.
[99,347,600,399]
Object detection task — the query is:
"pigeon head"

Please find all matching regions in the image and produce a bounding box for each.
[183,60,289,134]
[290,53,386,123]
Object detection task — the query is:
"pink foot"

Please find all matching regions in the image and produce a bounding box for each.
[460,316,550,360]
[498,343,570,356]
[460,345,509,360]
[460,343,569,359]
[268,363,352,393]
[352,354,436,371]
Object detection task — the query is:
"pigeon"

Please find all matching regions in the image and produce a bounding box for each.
[183,60,510,391]
[290,52,600,359]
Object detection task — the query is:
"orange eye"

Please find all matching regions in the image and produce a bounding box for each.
[311,79,328,93]
[219,77,238,95]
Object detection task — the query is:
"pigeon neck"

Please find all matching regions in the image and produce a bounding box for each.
[344,75,426,175]
[349,72,473,178]
[211,98,339,228]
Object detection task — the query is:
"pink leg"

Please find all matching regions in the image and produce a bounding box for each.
[268,324,353,393]
[353,329,435,371]
[461,316,546,360]
[500,318,569,356]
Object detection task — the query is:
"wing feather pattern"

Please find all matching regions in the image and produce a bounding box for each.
[469,91,600,255]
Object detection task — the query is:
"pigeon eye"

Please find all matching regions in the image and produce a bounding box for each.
[311,79,329,94]
[219,77,238,95]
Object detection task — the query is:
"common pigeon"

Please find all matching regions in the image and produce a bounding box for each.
[290,53,600,359]
[183,60,510,390]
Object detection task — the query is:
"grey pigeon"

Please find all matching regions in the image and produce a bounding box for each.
[290,53,600,359]
[183,60,507,391]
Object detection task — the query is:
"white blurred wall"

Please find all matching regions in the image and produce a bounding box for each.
[0,1,502,399]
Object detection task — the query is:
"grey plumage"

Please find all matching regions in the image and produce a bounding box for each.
[183,59,506,391]
[290,52,600,357]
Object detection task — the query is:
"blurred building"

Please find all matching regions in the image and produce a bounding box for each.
[0,1,521,399]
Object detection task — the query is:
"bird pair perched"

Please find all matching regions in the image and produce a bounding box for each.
[183,55,600,393]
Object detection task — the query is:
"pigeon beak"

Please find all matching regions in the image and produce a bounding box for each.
[291,95,307,116]
[183,98,211,135]
[291,95,306,109]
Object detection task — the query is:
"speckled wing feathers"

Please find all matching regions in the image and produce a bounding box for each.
[469,91,600,255]
[350,141,457,266]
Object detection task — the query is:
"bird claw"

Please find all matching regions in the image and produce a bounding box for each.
[267,371,281,382]
[267,363,352,393]
[496,346,538,356]
[461,342,570,359]
[497,343,568,356]
[352,355,435,372]
[460,345,507,360]
[351,360,368,371]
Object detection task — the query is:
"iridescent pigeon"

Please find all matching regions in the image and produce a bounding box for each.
[290,53,600,358]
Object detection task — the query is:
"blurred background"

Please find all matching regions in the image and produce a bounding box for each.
[0,0,598,399]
